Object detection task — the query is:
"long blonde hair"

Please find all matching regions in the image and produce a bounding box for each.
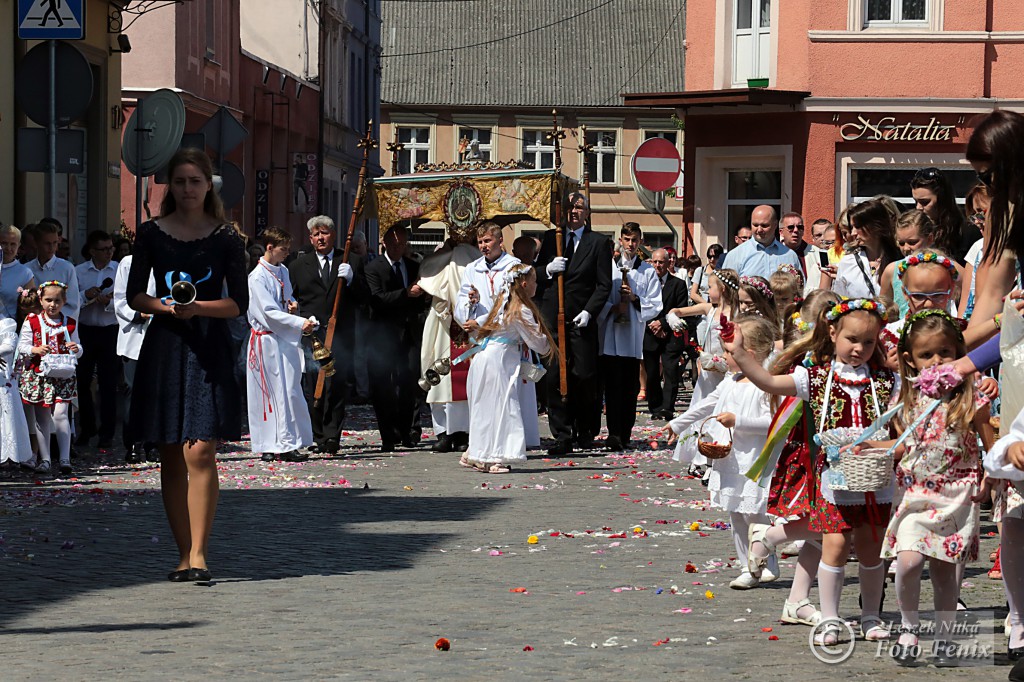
[477,264,559,361]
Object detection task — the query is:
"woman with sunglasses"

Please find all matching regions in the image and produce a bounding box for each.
[910,166,980,265]
[946,110,1024,676]
[688,244,725,305]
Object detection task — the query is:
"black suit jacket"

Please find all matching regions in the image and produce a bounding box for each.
[644,274,689,353]
[287,248,362,351]
[534,227,613,335]
[363,254,427,346]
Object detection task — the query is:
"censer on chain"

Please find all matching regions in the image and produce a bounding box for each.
[418,357,451,391]
[307,333,336,377]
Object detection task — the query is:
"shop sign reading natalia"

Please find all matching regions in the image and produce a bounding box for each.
[839,116,956,142]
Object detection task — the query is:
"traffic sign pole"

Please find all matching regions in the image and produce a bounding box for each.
[47,40,56,219]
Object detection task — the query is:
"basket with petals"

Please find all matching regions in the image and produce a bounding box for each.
[696,417,732,460]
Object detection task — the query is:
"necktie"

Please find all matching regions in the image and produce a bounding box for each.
[565,231,576,261]
[321,256,331,287]
[393,261,403,287]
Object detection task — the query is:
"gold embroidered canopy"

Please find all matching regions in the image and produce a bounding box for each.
[372,167,579,235]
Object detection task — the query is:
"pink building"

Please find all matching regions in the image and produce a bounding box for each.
[625,0,1024,254]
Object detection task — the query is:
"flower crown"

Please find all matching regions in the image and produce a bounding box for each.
[500,263,533,288]
[712,270,739,291]
[897,309,964,353]
[38,280,68,292]
[739,276,774,300]
[776,263,804,285]
[897,251,959,281]
[825,297,888,323]
[790,311,814,333]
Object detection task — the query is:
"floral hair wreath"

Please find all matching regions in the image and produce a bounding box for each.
[897,309,965,353]
[897,251,959,281]
[790,311,814,333]
[739,276,774,300]
[775,263,805,286]
[500,263,533,289]
[37,280,68,292]
[712,270,739,291]
[825,297,888,323]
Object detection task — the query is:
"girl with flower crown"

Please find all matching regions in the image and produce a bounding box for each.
[723,298,895,645]
[461,264,557,473]
[737,275,779,329]
[854,310,993,666]
[18,280,82,475]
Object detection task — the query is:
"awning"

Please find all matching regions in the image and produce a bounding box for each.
[622,88,811,109]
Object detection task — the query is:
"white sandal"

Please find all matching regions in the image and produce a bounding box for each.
[861,615,891,641]
[746,522,774,577]
[781,598,821,626]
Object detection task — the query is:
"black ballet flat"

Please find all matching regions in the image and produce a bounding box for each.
[188,567,212,583]
[167,569,191,582]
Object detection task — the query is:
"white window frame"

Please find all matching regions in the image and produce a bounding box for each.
[521,129,556,170]
[583,128,619,186]
[394,125,433,174]
[846,0,942,31]
[864,0,928,27]
[455,125,495,163]
[731,0,772,86]
[835,152,971,220]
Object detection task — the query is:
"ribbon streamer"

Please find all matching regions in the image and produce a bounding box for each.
[161,268,213,306]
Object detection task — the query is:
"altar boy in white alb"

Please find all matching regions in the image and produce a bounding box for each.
[597,223,662,451]
[246,228,319,462]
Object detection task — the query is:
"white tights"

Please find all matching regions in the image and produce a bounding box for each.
[34,403,71,465]
[895,550,958,645]
[1003,518,1024,649]
[729,511,778,576]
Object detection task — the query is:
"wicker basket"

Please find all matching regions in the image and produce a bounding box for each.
[696,417,733,460]
[832,447,893,493]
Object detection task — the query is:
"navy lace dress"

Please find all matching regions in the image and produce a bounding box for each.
[127,221,248,444]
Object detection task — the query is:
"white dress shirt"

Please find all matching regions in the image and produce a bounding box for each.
[75,259,119,327]
[28,256,81,319]
[113,255,156,360]
[0,260,34,319]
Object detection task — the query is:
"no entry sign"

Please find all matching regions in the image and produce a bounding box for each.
[631,138,681,192]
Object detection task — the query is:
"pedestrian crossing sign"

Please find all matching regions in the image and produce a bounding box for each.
[18,0,85,40]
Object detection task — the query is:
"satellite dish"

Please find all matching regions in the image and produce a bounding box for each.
[630,149,666,214]
[122,89,186,177]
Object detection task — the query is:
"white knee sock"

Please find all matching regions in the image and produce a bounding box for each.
[53,403,71,464]
[33,406,53,464]
[818,561,845,620]
[730,512,751,572]
[789,541,822,603]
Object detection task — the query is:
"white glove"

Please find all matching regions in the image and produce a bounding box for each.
[337,262,354,284]
[546,257,568,278]
[572,310,591,328]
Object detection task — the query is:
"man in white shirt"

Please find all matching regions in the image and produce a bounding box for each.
[455,224,521,330]
[0,226,35,319]
[113,250,156,463]
[28,221,81,319]
[75,231,120,448]
[597,223,662,451]
[803,218,834,296]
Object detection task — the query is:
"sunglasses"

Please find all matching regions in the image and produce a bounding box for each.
[782,224,805,231]
[977,167,994,188]
[906,289,951,304]
[913,167,941,183]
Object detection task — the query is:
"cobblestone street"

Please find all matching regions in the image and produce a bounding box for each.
[0,407,1011,681]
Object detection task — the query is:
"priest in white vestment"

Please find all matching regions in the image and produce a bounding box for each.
[596,223,662,451]
[417,232,480,452]
[246,228,319,462]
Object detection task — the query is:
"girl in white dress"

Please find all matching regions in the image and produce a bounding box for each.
[0,313,32,467]
[462,264,555,473]
[665,315,780,589]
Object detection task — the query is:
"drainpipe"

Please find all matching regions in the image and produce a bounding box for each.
[983,0,993,99]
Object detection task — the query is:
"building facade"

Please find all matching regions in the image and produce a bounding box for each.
[625,0,1024,255]
[3,0,127,256]
[380,0,686,253]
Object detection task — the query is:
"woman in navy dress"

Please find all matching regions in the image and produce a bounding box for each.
[127,149,247,583]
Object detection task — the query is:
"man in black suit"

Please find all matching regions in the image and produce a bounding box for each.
[535,192,612,455]
[364,225,428,452]
[643,248,690,421]
[288,215,358,456]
